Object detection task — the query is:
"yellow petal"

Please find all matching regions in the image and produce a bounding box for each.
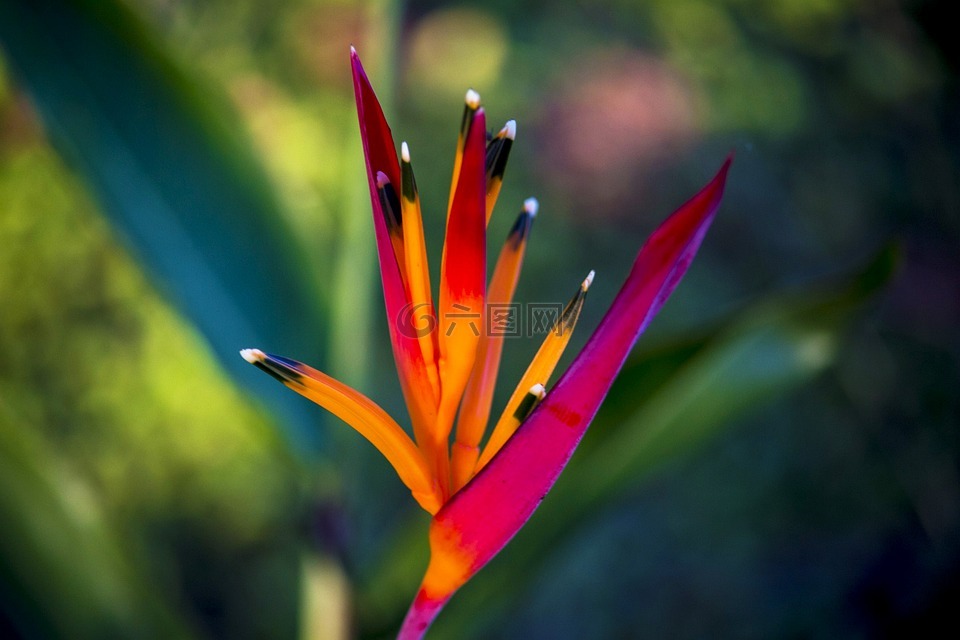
[400,142,441,404]
[475,271,593,472]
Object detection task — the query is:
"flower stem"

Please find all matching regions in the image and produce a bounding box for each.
[397,588,452,640]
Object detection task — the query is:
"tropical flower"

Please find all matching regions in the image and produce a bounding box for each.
[241,48,731,638]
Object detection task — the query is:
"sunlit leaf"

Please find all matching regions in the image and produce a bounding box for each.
[0,0,326,449]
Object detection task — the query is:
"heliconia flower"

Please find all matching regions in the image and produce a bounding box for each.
[241,48,731,638]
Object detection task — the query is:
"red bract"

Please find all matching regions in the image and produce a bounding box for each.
[241,48,731,639]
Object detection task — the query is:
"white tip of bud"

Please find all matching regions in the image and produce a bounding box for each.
[401,141,410,163]
[583,270,595,291]
[529,383,547,399]
[503,119,517,140]
[240,348,264,364]
[523,197,539,217]
[376,170,390,188]
[465,88,481,109]
[349,45,357,54]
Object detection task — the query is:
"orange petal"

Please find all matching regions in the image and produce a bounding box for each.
[240,349,442,513]
[484,120,516,223]
[376,171,407,289]
[451,199,536,491]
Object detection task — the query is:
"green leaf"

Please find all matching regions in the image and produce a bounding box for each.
[0,0,326,450]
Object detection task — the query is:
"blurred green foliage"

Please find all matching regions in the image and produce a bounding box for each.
[1,0,958,638]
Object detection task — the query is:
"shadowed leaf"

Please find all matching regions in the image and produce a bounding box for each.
[0,400,196,638]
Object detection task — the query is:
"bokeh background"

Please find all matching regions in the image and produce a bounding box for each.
[1,0,958,638]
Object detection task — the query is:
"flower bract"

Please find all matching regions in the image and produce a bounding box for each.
[241,48,731,638]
